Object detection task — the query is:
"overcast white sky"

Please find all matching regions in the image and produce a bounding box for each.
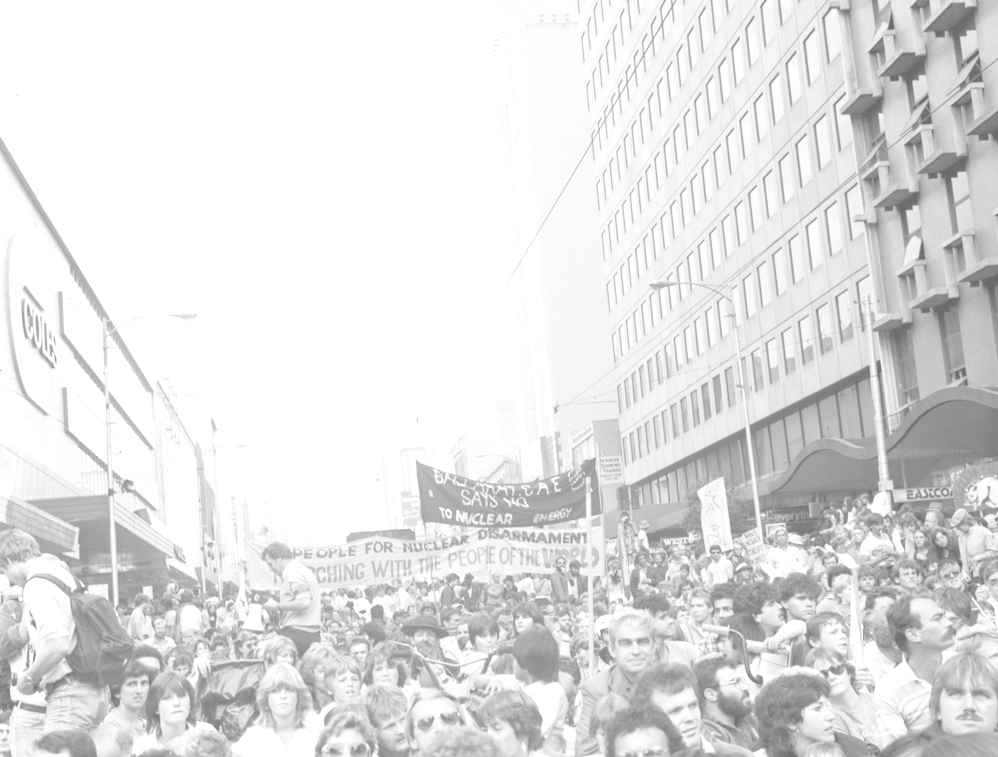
[0,3,520,542]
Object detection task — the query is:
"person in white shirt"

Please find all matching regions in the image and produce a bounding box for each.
[705,544,734,586]
[372,585,396,618]
[765,529,806,578]
[233,662,319,757]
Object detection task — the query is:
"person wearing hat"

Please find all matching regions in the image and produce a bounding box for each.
[402,615,449,645]
[733,561,753,585]
[636,521,650,553]
[954,508,998,580]
[765,528,806,578]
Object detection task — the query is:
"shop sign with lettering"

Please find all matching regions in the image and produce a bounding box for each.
[893,487,953,503]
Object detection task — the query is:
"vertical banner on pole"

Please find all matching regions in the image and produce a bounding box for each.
[586,476,595,675]
[697,477,734,552]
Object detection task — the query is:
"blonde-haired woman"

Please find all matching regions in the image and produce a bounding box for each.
[233,662,319,757]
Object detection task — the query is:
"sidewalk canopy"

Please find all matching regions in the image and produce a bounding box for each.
[772,386,998,494]
[0,493,79,553]
[30,495,176,557]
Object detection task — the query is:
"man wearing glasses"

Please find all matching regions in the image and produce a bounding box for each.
[631,663,754,756]
[405,690,465,755]
[693,657,759,750]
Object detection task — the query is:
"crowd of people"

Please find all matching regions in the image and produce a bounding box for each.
[0,496,996,757]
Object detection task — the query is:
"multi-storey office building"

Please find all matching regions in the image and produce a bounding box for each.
[589,0,998,530]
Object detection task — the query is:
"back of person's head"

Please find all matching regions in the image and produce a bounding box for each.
[877,731,936,757]
[631,662,696,707]
[261,634,298,666]
[588,693,629,739]
[887,594,928,653]
[0,529,41,566]
[362,683,408,727]
[423,727,501,757]
[733,581,778,617]
[361,622,387,646]
[775,573,821,602]
[864,586,901,612]
[932,588,973,626]
[604,704,684,757]
[633,593,670,616]
[33,730,97,757]
[260,542,293,561]
[512,626,560,683]
[185,728,233,757]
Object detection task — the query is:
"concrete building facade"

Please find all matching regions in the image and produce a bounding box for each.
[587,0,998,532]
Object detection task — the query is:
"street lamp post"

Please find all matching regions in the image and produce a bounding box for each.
[102,312,197,607]
[649,280,764,540]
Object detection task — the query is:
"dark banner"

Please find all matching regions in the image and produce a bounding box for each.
[416,459,602,527]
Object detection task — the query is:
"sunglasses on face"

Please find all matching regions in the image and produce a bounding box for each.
[322,745,370,757]
[415,711,463,732]
[940,571,960,580]
[619,750,670,757]
[818,664,847,678]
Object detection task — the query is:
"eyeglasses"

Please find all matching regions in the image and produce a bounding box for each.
[818,664,847,678]
[414,711,464,732]
[619,750,670,757]
[322,744,371,757]
[940,571,961,580]
[716,677,748,689]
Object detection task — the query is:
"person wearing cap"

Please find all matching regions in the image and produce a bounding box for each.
[954,508,998,580]
[705,545,734,587]
[402,615,449,646]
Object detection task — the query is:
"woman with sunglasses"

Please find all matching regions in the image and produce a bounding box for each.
[805,648,881,750]
[315,710,377,757]
[405,690,468,755]
[234,662,318,757]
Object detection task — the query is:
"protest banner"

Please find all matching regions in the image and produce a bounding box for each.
[740,528,767,567]
[416,460,602,527]
[698,477,733,552]
[245,526,604,591]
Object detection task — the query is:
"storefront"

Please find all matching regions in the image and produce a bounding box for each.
[0,137,205,599]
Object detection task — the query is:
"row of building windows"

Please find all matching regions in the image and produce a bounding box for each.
[609,139,864,366]
[623,375,879,505]
[618,273,872,437]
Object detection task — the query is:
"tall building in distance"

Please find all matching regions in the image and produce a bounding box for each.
[588,0,998,534]
[497,0,619,482]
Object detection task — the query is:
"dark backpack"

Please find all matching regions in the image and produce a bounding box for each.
[29,574,133,687]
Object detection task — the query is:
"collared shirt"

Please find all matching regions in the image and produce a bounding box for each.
[873,658,933,743]
[863,640,899,681]
[701,716,759,751]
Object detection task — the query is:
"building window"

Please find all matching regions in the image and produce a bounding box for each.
[845,185,864,240]
[764,171,779,217]
[799,314,815,364]
[691,390,701,426]
[803,30,821,85]
[719,297,731,337]
[719,57,732,101]
[761,0,775,44]
[758,259,773,307]
[749,187,763,231]
[773,248,788,294]
[770,74,785,122]
[782,327,797,374]
[732,39,746,83]
[743,272,757,318]
[797,134,813,185]
[735,201,748,244]
[752,350,765,391]
[789,234,804,282]
[787,53,802,103]
[825,202,843,255]
[824,10,841,62]
[670,404,680,438]
[702,382,712,420]
[835,95,852,148]
[836,290,854,343]
[806,219,823,269]
[938,308,967,383]
[779,154,795,202]
[725,366,737,407]
[893,329,919,406]
[680,397,690,432]
[766,338,780,383]
[816,303,834,353]
[815,116,832,168]
[754,95,770,142]
[746,19,760,64]
[713,375,724,414]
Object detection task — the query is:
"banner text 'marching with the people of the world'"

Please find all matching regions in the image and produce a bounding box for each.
[415,459,602,527]
[246,526,606,590]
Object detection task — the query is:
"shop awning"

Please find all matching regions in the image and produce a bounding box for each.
[167,557,199,584]
[771,386,998,494]
[29,495,175,557]
[0,493,79,553]
[602,501,687,539]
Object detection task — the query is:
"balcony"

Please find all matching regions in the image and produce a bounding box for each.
[921,0,977,36]
[840,90,883,116]
[870,8,926,80]
[952,220,998,286]
[897,237,960,313]
[873,311,912,332]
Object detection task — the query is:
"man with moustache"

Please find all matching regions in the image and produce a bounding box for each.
[927,652,998,736]
[875,594,956,742]
[694,657,759,750]
[576,610,657,756]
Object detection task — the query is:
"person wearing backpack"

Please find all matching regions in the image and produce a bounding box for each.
[0,529,112,735]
